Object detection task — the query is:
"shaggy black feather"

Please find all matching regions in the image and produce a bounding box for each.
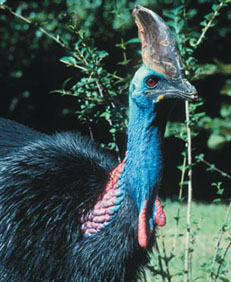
[0,118,150,282]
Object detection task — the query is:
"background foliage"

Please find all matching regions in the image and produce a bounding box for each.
[0,0,230,200]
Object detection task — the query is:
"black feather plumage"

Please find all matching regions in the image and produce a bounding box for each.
[0,118,150,282]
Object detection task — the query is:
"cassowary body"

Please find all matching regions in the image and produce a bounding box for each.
[0,6,197,282]
[0,67,162,282]
[0,118,149,282]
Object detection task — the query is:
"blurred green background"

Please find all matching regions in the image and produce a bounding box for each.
[0,0,230,201]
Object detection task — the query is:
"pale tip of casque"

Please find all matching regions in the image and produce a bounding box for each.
[134,4,143,9]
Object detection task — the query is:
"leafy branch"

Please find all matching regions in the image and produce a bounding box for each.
[0,3,66,48]
[195,0,228,47]
[57,30,130,159]
[210,201,231,281]
[196,154,231,180]
[184,101,193,282]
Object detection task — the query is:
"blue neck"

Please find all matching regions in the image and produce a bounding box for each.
[120,97,166,215]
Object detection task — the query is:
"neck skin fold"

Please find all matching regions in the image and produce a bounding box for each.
[119,97,167,230]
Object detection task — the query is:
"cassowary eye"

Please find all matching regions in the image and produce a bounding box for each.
[145,76,159,88]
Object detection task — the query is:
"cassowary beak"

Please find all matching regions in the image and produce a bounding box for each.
[133,4,197,102]
[145,77,197,103]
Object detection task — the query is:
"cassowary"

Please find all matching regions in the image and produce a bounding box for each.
[0,5,197,282]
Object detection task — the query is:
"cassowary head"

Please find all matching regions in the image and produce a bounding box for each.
[131,5,197,106]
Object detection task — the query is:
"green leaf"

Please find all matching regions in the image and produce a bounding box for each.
[212,4,219,11]
[60,56,77,66]
[200,20,207,27]
[217,189,224,195]
[219,276,230,282]
[109,128,116,134]
[212,182,222,187]
[199,63,218,76]
[62,77,72,89]
[177,164,185,171]
[107,142,116,150]
[189,38,197,47]
[213,198,221,203]
[205,13,214,21]
[118,59,131,65]
[196,153,205,161]
[78,30,85,38]
[220,80,231,96]
[220,103,231,117]
[62,108,70,115]
[207,134,226,150]
[22,91,30,98]
[126,38,140,44]
[97,50,108,58]
[0,0,7,4]
[100,112,110,120]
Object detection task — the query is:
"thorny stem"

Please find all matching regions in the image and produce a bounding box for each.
[214,239,231,282]
[199,158,231,180]
[0,4,65,48]
[154,239,168,282]
[160,229,172,282]
[210,201,231,282]
[195,0,226,47]
[227,245,231,272]
[184,101,193,282]
[171,155,187,255]
[180,2,225,278]
[179,156,187,200]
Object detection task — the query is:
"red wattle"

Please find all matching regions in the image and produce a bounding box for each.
[138,198,166,248]
[154,197,166,226]
[138,200,149,248]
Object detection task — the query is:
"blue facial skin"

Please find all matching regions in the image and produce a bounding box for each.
[119,64,168,231]
[130,64,166,106]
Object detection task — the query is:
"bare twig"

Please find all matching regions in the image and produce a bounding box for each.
[88,126,94,141]
[9,97,19,112]
[184,100,193,282]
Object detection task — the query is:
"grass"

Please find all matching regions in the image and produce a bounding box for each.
[142,201,231,282]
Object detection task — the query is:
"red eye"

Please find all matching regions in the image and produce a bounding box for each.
[145,76,159,88]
